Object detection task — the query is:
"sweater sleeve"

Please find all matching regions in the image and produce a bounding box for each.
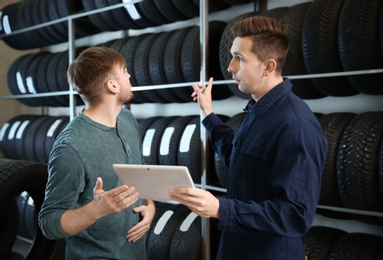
[38,143,86,239]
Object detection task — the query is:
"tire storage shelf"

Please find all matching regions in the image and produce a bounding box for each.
[1,0,383,259]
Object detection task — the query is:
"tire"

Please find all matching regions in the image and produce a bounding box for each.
[0,197,18,258]
[338,0,383,94]
[142,116,178,165]
[327,233,383,259]
[303,226,347,260]
[0,159,62,259]
[177,116,201,184]
[336,112,383,224]
[317,113,355,220]
[169,207,201,260]
[158,116,197,166]
[279,3,326,99]
[302,0,358,97]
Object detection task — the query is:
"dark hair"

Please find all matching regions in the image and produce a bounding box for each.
[67,47,126,105]
[230,16,289,75]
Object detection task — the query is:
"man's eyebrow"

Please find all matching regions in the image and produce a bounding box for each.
[231,51,242,56]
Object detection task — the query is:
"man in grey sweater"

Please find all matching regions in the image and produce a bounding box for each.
[38,47,155,259]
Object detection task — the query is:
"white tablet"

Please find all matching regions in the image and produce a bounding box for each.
[112,164,195,201]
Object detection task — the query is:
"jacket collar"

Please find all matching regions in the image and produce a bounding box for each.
[243,77,292,117]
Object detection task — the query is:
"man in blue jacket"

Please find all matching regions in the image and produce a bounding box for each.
[169,16,328,259]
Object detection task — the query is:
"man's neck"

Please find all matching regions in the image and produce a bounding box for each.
[83,105,121,128]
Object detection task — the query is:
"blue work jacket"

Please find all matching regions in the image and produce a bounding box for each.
[202,78,328,259]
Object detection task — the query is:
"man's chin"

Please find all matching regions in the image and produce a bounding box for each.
[238,85,248,94]
[120,94,133,105]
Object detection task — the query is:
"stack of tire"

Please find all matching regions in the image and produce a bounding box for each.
[0,0,100,49]
[0,115,69,164]
[99,21,234,104]
[304,226,383,259]
[5,21,234,106]
[6,48,86,107]
[219,0,383,99]
[146,201,203,260]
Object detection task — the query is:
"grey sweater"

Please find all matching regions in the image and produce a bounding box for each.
[38,107,147,260]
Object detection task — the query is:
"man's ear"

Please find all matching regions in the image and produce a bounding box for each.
[263,59,277,76]
[106,79,119,94]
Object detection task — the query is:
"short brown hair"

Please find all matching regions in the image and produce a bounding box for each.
[67,47,126,105]
[230,16,289,75]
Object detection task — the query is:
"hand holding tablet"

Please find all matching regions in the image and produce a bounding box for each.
[112,164,195,201]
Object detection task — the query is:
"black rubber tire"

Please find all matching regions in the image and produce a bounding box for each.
[147,31,181,103]
[133,33,167,103]
[55,48,86,107]
[43,116,69,162]
[317,113,355,220]
[163,27,193,102]
[9,54,44,106]
[336,112,383,224]
[23,116,51,162]
[43,0,68,43]
[338,0,383,94]
[0,197,18,258]
[303,226,347,260]
[138,116,163,146]
[107,0,141,30]
[172,0,199,19]
[169,208,201,260]
[24,52,52,106]
[327,233,383,259]
[163,27,192,85]
[44,52,69,107]
[55,0,100,38]
[153,0,189,22]
[120,35,148,104]
[121,1,156,29]
[142,116,178,165]
[14,116,43,161]
[137,0,172,26]
[279,3,326,100]
[18,0,48,49]
[82,0,112,31]
[0,115,31,160]
[177,116,201,184]
[34,53,62,107]
[302,0,358,97]
[7,53,33,95]
[33,116,62,163]
[181,22,232,101]
[94,0,124,31]
[0,159,57,259]
[1,3,31,50]
[147,202,190,260]
[158,116,196,166]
